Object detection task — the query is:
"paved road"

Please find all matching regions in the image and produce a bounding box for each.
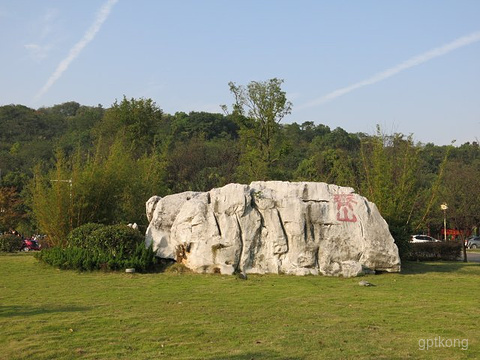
[466,251,480,263]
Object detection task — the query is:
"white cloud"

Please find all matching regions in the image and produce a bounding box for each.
[34,0,119,102]
[301,31,480,108]
[39,8,59,39]
[24,8,61,62]
[24,43,53,61]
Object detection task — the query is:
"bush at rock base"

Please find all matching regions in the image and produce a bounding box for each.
[88,224,144,256]
[36,223,157,272]
[67,223,143,255]
[67,223,104,248]
[35,243,158,272]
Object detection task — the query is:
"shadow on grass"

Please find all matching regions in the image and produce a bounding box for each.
[400,260,479,275]
[0,305,90,318]
[205,351,303,360]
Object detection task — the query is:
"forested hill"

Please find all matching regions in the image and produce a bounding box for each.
[1,97,479,247]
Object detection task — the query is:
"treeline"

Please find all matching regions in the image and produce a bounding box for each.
[1,79,479,250]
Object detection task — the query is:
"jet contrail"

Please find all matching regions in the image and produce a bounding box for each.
[301,30,480,108]
[34,0,118,102]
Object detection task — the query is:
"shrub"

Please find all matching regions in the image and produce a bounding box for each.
[0,234,23,252]
[405,241,462,261]
[67,223,143,255]
[388,220,412,260]
[35,243,158,272]
[67,223,105,248]
[36,223,158,272]
[88,224,144,256]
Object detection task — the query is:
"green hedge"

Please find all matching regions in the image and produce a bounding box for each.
[405,242,462,261]
[88,224,144,256]
[36,223,158,272]
[67,223,104,248]
[0,234,23,252]
[35,243,158,272]
[67,223,144,255]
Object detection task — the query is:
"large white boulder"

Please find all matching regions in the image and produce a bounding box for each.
[145,181,401,277]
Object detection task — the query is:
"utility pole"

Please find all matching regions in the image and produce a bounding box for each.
[441,203,448,241]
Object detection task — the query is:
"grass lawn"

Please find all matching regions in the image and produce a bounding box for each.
[1,253,479,360]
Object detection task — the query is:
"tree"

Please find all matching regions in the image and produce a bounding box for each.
[31,150,73,247]
[224,78,292,179]
[293,126,360,187]
[43,101,80,117]
[93,97,163,157]
[441,160,480,261]
[171,111,239,141]
[58,105,104,155]
[30,134,168,246]
[166,136,239,192]
[358,128,422,257]
[0,187,24,232]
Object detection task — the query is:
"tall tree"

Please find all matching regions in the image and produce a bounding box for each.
[359,128,421,256]
[93,97,162,157]
[166,136,239,192]
[31,150,73,247]
[441,160,480,261]
[0,187,24,232]
[224,78,292,180]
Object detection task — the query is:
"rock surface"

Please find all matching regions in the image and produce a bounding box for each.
[145,181,401,277]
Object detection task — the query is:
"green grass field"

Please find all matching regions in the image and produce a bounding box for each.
[1,253,479,360]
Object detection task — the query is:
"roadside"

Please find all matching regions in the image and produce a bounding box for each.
[466,250,480,263]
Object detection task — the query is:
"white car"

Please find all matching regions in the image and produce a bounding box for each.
[410,235,441,243]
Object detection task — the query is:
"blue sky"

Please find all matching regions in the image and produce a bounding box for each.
[1,0,479,145]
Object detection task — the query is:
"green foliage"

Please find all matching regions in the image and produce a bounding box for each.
[36,223,157,272]
[93,96,162,157]
[165,136,239,192]
[31,135,167,242]
[66,223,143,255]
[388,219,413,260]
[294,147,358,187]
[30,150,73,247]
[58,105,104,155]
[2,94,480,247]
[0,234,23,252]
[226,78,293,179]
[66,223,104,248]
[405,242,462,261]
[171,111,239,141]
[87,224,144,256]
[359,129,423,238]
[234,143,268,183]
[0,105,65,142]
[35,243,158,272]
[441,160,480,236]
[0,187,24,232]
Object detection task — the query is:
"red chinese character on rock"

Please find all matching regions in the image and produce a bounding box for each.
[333,194,357,222]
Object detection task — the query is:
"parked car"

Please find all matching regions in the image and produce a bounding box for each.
[466,236,480,249]
[410,234,441,243]
[21,239,41,251]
